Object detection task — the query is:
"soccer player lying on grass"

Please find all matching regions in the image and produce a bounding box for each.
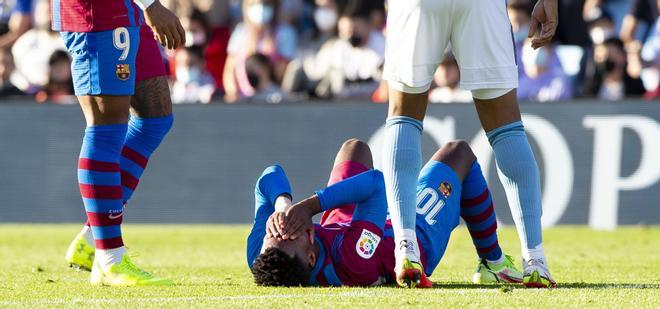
[247,139,523,287]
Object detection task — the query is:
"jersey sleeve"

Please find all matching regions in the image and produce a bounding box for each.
[14,0,33,14]
[315,169,387,229]
[246,165,292,267]
[333,221,387,286]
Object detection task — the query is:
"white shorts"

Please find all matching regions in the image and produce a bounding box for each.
[383,0,519,92]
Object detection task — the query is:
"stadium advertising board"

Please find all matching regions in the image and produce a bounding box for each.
[0,102,658,228]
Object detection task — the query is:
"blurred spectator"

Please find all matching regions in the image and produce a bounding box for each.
[184,9,212,48]
[553,0,591,47]
[0,47,23,97]
[243,53,286,103]
[507,0,533,46]
[640,18,659,99]
[283,0,384,99]
[172,46,216,104]
[619,0,658,82]
[584,38,647,100]
[223,0,297,102]
[11,0,65,93]
[429,56,472,104]
[35,50,75,104]
[180,9,228,90]
[518,40,574,102]
[619,0,658,45]
[309,0,339,48]
[0,0,32,49]
[586,9,616,45]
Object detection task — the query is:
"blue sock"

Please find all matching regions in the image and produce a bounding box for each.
[461,161,503,262]
[120,115,173,202]
[382,116,423,241]
[78,124,128,249]
[486,121,543,255]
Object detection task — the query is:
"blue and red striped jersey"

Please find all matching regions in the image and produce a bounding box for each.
[51,0,143,32]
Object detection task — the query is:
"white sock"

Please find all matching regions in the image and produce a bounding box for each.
[96,246,127,271]
[522,243,546,263]
[82,226,95,248]
[395,228,420,264]
[486,254,505,265]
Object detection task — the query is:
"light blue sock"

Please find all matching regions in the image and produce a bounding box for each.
[487,121,543,257]
[382,116,423,242]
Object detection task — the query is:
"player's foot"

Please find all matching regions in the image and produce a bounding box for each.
[472,254,523,284]
[395,258,432,288]
[65,229,95,272]
[523,258,556,288]
[90,254,174,286]
[394,239,430,288]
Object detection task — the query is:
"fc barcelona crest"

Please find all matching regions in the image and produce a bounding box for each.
[438,181,452,198]
[116,64,131,81]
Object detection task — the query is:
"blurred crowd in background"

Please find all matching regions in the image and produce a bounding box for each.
[0,0,658,104]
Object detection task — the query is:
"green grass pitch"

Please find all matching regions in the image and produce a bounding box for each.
[1,225,658,307]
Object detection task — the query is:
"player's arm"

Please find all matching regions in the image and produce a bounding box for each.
[135,0,185,49]
[281,170,388,239]
[247,165,293,267]
[0,0,33,49]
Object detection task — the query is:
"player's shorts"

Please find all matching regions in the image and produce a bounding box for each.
[414,160,462,275]
[136,25,167,83]
[320,161,369,225]
[383,0,518,92]
[62,26,140,96]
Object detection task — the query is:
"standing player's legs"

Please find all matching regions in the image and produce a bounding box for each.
[60,26,135,272]
[59,27,140,274]
[62,27,172,286]
[381,0,452,287]
[320,139,372,226]
[450,0,554,287]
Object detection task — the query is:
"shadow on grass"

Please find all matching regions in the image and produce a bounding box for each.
[429,282,660,290]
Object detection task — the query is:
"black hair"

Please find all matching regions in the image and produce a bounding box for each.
[603,37,625,52]
[339,0,372,19]
[251,247,311,287]
[49,50,71,66]
[183,45,205,61]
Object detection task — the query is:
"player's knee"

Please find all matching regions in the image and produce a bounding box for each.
[340,138,371,157]
[432,140,475,162]
[341,138,367,151]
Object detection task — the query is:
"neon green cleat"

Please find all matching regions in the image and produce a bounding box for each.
[395,258,432,288]
[65,229,95,272]
[473,254,523,284]
[523,259,557,288]
[90,254,174,286]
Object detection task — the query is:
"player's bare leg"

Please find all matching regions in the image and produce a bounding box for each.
[78,95,131,126]
[332,138,374,169]
[383,88,430,288]
[473,89,555,288]
[130,76,172,118]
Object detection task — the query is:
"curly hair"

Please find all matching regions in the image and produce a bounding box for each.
[251,247,311,287]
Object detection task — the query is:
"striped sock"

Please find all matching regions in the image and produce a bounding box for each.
[460,161,503,262]
[120,115,173,202]
[80,116,173,239]
[78,124,128,250]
